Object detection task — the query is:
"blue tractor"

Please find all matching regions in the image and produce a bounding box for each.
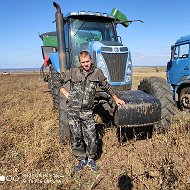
[40,2,175,142]
[167,35,190,111]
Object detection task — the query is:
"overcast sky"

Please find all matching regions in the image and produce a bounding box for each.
[1,0,190,68]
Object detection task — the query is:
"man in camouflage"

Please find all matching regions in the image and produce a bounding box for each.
[59,51,125,174]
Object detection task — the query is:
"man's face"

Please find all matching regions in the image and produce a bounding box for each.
[79,55,92,72]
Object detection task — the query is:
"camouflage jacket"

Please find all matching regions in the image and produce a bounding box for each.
[60,64,114,111]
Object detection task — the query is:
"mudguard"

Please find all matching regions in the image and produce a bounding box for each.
[177,75,190,86]
[115,90,161,127]
[49,52,60,73]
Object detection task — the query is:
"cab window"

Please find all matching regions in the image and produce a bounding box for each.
[172,46,179,60]
[179,44,189,58]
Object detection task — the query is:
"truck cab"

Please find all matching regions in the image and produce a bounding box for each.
[167,35,190,110]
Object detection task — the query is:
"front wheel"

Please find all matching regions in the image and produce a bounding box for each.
[138,77,175,133]
[179,87,190,111]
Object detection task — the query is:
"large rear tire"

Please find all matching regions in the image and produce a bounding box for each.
[50,67,60,110]
[59,90,70,144]
[50,67,70,143]
[138,77,175,133]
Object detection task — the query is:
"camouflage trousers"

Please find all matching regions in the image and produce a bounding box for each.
[67,110,98,161]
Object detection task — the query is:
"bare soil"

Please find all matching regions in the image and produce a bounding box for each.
[0,67,190,190]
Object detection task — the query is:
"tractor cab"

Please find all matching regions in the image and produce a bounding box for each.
[40,9,132,90]
[67,13,118,67]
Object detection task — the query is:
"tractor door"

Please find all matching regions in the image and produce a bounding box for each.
[167,43,190,85]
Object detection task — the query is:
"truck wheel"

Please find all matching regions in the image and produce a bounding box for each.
[59,92,70,144]
[179,87,190,111]
[138,77,175,133]
[50,67,60,110]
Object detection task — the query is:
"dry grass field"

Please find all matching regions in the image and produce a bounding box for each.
[0,67,190,190]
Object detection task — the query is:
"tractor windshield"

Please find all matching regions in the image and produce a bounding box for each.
[71,18,116,66]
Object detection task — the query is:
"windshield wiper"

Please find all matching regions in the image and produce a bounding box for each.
[74,20,86,36]
[87,29,95,39]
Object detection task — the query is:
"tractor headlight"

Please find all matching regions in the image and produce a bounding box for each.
[97,53,109,79]
[126,74,131,82]
[125,52,132,82]
[126,54,132,73]
[126,66,132,73]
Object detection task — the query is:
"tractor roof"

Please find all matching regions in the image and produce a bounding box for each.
[39,32,57,46]
[64,11,114,21]
[39,32,56,40]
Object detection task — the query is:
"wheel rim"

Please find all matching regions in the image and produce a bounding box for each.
[181,93,190,109]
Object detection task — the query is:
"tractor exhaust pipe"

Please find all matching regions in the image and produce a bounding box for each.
[53,2,67,73]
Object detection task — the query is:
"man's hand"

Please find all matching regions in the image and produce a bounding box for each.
[60,87,69,98]
[115,98,125,107]
[112,95,125,107]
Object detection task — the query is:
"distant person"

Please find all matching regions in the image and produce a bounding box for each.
[59,51,125,174]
